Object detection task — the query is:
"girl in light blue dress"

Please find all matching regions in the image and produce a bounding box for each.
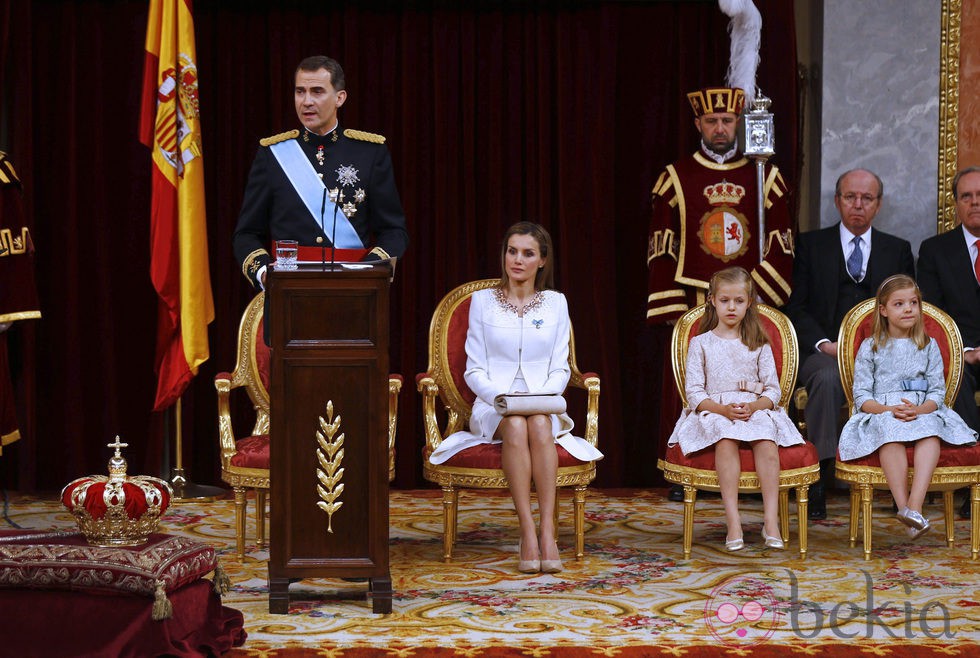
[838,275,977,539]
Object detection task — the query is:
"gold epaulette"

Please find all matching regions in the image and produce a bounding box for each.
[0,151,20,186]
[344,129,386,144]
[259,129,300,146]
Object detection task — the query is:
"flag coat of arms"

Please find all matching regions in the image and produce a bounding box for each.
[139,0,214,411]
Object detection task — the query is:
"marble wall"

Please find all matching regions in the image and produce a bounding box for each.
[820,0,940,254]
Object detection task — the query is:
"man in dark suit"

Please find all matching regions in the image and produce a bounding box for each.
[785,168,915,519]
[918,166,980,516]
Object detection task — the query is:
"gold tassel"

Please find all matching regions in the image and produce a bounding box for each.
[212,564,232,595]
[151,580,173,621]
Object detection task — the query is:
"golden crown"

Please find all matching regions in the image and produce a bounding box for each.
[61,437,173,547]
[703,180,746,206]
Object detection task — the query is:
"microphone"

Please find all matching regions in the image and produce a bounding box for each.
[320,187,328,269]
[330,190,340,268]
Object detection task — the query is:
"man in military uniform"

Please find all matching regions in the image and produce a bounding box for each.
[0,151,40,454]
[233,55,408,289]
[646,87,794,500]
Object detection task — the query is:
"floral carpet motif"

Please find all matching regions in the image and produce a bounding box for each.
[6,488,980,656]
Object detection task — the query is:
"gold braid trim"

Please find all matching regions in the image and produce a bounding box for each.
[344,129,386,144]
[259,129,300,146]
[241,248,269,281]
[0,310,41,323]
[369,246,391,260]
[0,152,19,185]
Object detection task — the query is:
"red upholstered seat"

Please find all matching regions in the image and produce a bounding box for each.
[443,443,582,469]
[229,434,270,469]
[839,442,980,469]
[666,441,819,473]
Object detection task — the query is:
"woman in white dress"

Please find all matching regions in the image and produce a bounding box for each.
[668,267,804,551]
[429,222,602,574]
[838,275,976,539]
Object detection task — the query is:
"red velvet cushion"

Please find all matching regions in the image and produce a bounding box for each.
[0,533,217,598]
[0,580,246,657]
[839,441,980,468]
[447,297,477,406]
[443,442,586,468]
[230,434,270,469]
[665,441,819,471]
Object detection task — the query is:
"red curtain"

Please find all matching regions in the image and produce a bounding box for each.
[1,0,798,490]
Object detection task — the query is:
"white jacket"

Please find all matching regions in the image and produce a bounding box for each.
[463,288,571,403]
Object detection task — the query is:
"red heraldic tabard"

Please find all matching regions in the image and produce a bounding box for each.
[646,151,794,324]
[0,152,40,451]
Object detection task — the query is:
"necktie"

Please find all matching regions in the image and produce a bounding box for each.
[974,239,980,284]
[847,236,863,281]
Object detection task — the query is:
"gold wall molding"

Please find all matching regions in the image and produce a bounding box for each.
[938,0,961,232]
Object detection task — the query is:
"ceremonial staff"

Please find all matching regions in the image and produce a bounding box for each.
[743,93,775,263]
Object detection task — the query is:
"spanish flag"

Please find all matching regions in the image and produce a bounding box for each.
[139,0,214,412]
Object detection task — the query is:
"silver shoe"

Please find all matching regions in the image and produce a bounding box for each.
[762,531,784,550]
[897,507,928,530]
[906,519,931,540]
[725,536,745,551]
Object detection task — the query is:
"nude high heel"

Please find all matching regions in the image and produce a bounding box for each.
[517,541,540,574]
[539,540,563,574]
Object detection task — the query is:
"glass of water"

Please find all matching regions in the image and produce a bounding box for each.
[275,240,298,270]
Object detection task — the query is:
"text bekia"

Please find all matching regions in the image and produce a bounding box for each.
[787,569,954,639]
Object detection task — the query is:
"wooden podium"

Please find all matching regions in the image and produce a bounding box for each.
[267,263,392,614]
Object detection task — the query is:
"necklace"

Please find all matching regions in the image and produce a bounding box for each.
[493,288,544,317]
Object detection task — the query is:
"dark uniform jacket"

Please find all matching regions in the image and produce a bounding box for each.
[233,125,408,288]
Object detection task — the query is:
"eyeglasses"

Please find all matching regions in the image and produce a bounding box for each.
[839,193,879,206]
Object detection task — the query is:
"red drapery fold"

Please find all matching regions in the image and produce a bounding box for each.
[4,0,798,490]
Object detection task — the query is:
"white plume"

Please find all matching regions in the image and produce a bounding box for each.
[718,0,761,103]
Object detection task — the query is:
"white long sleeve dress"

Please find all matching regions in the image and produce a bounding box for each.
[428,288,603,464]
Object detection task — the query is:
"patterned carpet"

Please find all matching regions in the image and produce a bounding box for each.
[6,487,980,656]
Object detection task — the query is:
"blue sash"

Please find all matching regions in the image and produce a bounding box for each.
[268,140,364,249]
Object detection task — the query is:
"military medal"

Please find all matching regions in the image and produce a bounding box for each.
[316,145,325,166]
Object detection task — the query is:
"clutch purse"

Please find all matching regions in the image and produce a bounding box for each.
[493,393,566,416]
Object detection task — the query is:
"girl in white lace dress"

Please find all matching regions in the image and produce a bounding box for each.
[838,275,977,539]
[668,267,804,551]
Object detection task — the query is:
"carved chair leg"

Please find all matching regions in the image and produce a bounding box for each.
[848,486,859,547]
[256,489,267,550]
[972,484,980,560]
[796,484,810,559]
[441,486,456,562]
[682,485,697,560]
[233,486,247,560]
[778,488,789,543]
[942,490,955,548]
[860,484,873,561]
[573,485,586,560]
[554,486,560,531]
